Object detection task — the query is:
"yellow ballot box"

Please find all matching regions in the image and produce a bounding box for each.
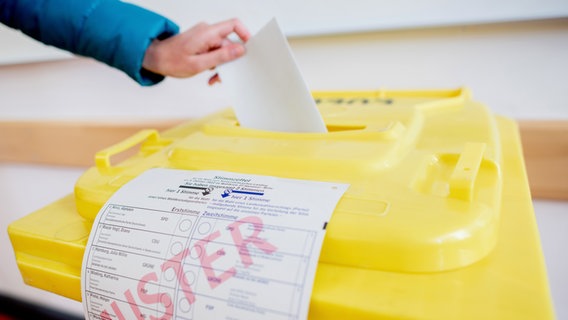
[8,88,554,319]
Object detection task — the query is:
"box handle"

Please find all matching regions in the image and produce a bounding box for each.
[449,143,487,202]
[95,129,159,170]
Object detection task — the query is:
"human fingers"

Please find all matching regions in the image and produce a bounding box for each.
[206,38,233,53]
[209,18,250,43]
[191,43,245,73]
[220,38,233,48]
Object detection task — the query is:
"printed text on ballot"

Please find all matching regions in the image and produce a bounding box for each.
[99,215,277,320]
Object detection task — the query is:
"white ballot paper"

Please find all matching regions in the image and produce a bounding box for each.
[217,18,327,133]
[82,168,348,320]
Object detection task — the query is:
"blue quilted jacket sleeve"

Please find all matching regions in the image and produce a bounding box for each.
[0,0,179,85]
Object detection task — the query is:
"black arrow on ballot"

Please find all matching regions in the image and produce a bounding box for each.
[179,185,213,196]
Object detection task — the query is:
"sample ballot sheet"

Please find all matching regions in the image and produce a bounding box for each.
[81,168,348,320]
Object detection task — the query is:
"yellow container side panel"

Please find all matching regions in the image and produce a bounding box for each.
[309,117,554,320]
[8,195,89,301]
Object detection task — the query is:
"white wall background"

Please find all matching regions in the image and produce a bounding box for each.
[2,0,567,64]
[0,16,567,318]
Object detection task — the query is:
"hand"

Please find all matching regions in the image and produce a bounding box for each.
[142,18,250,85]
